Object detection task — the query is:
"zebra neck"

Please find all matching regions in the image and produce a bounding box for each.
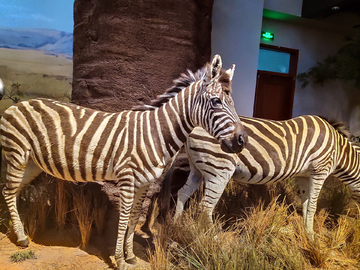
[149,86,195,163]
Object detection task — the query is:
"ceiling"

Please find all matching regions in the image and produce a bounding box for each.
[302,0,360,18]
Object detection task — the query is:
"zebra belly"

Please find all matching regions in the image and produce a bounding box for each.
[28,150,117,183]
[29,144,167,184]
[233,163,311,185]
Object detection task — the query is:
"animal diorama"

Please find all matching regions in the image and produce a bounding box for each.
[0,55,246,269]
[136,69,360,239]
[173,115,360,237]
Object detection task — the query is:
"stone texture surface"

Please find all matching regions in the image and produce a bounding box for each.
[70,0,214,234]
[72,0,214,112]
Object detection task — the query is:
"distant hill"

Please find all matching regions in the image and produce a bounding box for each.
[0,28,73,58]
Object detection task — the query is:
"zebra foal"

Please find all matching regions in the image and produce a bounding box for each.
[173,115,360,237]
[0,55,246,269]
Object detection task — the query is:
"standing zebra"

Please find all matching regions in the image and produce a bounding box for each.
[173,115,360,237]
[0,55,247,269]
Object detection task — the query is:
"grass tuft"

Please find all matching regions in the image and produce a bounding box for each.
[20,176,52,239]
[147,192,360,270]
[10,250,36,262]
[71,186,95,248]
[55,180,69,230]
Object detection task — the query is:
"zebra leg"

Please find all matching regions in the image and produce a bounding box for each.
[302,174,328,237]
[123,185,150,264]
[114,181,135,270]
[200,173,230,222]
[139,189,156,235]
[2,159,42,247]
[174,161,203,221]
[296,177,310,225]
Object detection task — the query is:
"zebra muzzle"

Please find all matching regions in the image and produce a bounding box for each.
[220,128,247,153]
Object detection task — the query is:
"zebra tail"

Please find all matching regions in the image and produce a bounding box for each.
[158,163,174,221]
[156,154,178,224]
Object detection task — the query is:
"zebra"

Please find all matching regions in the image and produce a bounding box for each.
[0,54,247,270]
[172,115,360,237]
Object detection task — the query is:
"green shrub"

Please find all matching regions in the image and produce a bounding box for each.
[10,250,36,262]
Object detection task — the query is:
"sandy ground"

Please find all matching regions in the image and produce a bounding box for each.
[0,230,151,270]
[0,232,108,270]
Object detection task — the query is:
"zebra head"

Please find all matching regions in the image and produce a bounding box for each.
[191,54,247,153]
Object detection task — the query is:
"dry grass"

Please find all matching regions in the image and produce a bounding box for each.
[148,201,360,269]
[147,224,172,270]
[93,191,108,236]
[20,177,52,239]
[70,186,95,248]
[1,170,109,249]
[55,180,69,230]
[147,180,360,270]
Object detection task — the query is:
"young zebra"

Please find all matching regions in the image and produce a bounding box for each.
[0,55,247,270]
[173,115,360,237]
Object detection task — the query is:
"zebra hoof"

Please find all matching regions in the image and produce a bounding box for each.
[115,259,128,270]
[125,256,137,264]
[17,237,29,247]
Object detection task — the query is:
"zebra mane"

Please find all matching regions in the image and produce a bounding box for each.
[132,63,231,111]
[320,116,352,139]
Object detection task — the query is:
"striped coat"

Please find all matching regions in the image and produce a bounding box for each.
[0,55,246,269]
[174,115,360,236]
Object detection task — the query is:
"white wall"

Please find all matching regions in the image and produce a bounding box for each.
[212,0,264,117]
[261,16,360,134]
[212,1,360,134]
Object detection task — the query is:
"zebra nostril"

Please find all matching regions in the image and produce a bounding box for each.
[238,135,244,146]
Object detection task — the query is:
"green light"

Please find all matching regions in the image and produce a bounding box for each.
[261,31,274,40]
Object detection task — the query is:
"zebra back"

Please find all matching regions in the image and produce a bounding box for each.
[186,115,354,186]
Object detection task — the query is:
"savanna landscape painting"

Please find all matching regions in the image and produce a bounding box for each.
[0,1,93,269]
[0,3,73,114]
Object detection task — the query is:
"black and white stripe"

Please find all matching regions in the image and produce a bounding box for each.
[174,115,359,236]
[0,55,246,269]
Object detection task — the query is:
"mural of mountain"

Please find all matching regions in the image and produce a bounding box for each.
[0,27,73,58]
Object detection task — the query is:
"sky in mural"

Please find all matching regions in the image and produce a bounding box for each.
[0,0,74,33]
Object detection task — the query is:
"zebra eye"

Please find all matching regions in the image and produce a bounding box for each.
[211,97,222,107]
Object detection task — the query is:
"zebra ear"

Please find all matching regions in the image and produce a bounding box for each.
[210,54,222,79]
[225,64,235,81]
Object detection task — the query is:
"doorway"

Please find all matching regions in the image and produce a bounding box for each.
[253,44,299,120]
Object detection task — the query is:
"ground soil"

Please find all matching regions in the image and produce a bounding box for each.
[0,227,151,270]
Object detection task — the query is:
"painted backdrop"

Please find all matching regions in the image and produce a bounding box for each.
[0,0,74,114]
